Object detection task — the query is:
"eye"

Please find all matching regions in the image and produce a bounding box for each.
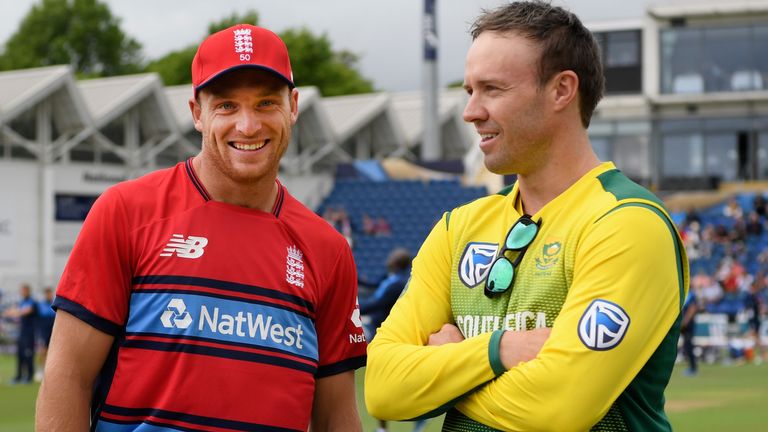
[258,99,276,108]
[217,101,236,110]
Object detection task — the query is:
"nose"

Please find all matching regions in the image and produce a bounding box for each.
[235,109,262,136]
[463,93,487,124]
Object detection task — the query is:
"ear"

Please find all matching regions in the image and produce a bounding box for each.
[289,88,299,125]
[550,70,579,114]
[189,97,204,133]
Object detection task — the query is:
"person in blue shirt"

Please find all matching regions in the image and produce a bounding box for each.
[36,287,56,380]
[360,248,412,340]
[681,290,699,376]
[3,283,38,384]
[359,248,420,432]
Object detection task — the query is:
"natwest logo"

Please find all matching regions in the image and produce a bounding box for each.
[160,234,208,259]
[199,306,304,349]
[160,299,193,329]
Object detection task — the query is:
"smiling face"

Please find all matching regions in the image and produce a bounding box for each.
[190,68,298,188]
[462,31,553,176]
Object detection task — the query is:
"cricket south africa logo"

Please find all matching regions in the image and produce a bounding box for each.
[535,241,562,271]
[286,245,305,288]
[160,234,208,258]
[160,298,193,329]
[459,242,498,287]
[578,299,630,351]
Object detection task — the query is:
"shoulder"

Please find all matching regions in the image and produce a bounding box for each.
[279,189,349,249]
[95,163,199,224]
[594,168,666,210]
[108,163,187,202]
[565,167,674,229]
[445,191,508,230]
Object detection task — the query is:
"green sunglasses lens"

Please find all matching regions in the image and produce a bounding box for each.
[487,258,514,293]
[506,221,538,249]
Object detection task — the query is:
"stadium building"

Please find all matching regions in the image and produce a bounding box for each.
[1,1,768,292]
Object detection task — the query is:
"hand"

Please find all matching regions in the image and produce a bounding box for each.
[499,327,551,369]
[427,324,465,346]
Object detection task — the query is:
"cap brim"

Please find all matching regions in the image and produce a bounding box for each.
[194,64,295,95]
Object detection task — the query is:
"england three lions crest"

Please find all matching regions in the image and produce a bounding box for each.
[286,245,305,288]
[459,242,498,287]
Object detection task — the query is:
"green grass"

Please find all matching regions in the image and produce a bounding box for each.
[0,354,39,432]
[2,354,765,431]
[666,362,768,431]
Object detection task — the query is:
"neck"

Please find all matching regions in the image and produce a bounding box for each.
[192,157,279,212]
[516,128,600,215]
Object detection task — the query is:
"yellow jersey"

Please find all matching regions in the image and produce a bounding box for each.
[365,162,689,431]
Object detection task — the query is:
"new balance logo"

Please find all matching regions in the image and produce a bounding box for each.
[160,234,208,258]
[160,298,193,329]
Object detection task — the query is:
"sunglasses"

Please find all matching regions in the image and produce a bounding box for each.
[484,214,541,297]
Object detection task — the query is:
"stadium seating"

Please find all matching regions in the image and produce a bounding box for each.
[318,178,488,283]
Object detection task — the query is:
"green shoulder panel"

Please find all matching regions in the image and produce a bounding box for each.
[597,169,664,209]
[496,183,515,197]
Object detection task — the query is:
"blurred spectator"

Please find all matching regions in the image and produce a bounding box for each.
[693,268,723,309]
[36,287,56,381]
[2,283,38,384]
[685,207,702,225]
[723,196,744,220]
[729,215,747,244]
[322,206,354,246]
[362,213,376,236]
[712,224,730,243]
[374,216,391,237]
[680,289,699,376]
[682,221,703,260]
[359,248,412,432]
[719,257,748,294]
[744,275,766,364]
[745,211,764,237]
[753,193,767,219]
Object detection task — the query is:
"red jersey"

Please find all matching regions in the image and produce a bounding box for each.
[54,159,367,431]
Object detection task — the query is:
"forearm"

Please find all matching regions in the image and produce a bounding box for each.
[36,360,93,431]
[455,207,687,430]
[365,328,498,420]
[310,371,362,432]
[35,311,114,431]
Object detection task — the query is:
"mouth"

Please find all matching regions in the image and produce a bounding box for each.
[479,132,498,143]
[229,140,269,151]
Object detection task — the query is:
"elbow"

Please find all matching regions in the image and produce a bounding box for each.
[363,342,413,420]
[525,402,604,432]
[363,354,396,419]
[364,386,390,419]
[487,395,600,432]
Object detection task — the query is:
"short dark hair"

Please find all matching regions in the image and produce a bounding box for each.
[470,0,604,127]
[386,248,412,273]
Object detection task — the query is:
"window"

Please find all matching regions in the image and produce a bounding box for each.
[661,23,768,94]
[662,134,704,177]
[705,133,738,181]
[613,135,650,180]
[758,132,768,178]
[597,30,642,94]
[606,31,640,67]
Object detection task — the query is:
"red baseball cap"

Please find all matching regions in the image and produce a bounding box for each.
[192,24,294,95]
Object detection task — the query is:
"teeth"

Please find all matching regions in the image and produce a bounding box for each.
[232,141,266,151]
[480,134,497,140]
